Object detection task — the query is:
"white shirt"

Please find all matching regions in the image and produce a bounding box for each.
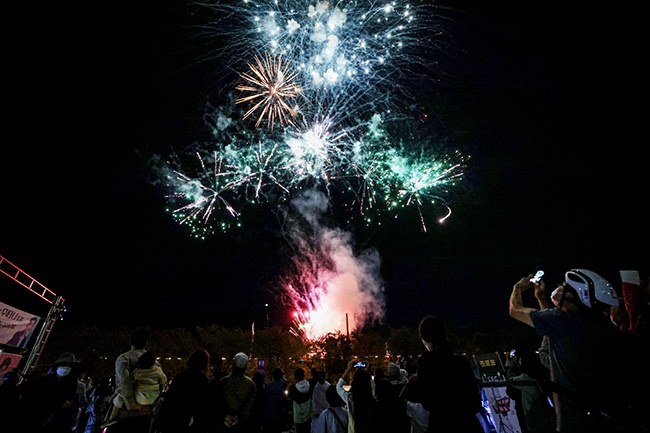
[115,348,146,410]
[311,406,348,433]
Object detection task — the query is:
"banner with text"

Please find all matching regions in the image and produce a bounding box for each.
[0,301,41,349]
[481,385,523,433]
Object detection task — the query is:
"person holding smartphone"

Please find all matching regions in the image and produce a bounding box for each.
[509,268,645,433]
[336,359,378,433]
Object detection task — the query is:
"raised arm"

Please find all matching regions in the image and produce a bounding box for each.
[534,278,551,309]
[509,275,537,327]
[336,360,355,406]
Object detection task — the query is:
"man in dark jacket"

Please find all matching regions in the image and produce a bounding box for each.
[263,367,288,433]
[151,348,213,433]
[409,316,484,433]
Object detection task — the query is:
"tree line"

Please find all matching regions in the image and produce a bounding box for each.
[32,320,533,381]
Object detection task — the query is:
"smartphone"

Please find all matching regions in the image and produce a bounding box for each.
[530,269,544,284]
[353,361,367,368]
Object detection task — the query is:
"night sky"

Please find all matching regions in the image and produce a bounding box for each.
[2,1,645,334]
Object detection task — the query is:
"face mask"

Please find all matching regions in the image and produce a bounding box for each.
[56,366,72,377]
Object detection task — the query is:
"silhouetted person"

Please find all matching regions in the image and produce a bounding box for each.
[0,369,23,432]
[408,316,484,433]
[151,348,213,433]
[263,367,288,433]
[210,353,228,386]
[250,370,265,433]
[289,366,313,433]
[374,362,409,433]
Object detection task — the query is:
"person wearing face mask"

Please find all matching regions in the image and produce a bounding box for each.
[509,268,646,433]
[17,351,84,432]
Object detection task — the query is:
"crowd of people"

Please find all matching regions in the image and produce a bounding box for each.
[0,267,647,433]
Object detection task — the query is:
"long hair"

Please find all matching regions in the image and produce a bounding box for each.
[349,368,376,433]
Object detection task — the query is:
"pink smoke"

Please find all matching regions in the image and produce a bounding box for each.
[280,188,385,340]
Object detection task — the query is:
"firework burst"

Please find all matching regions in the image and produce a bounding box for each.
[236,53,301,129]
[158,0,470,338]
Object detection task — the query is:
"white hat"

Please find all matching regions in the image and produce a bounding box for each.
[233,352,249,369]
[52,352,80,366]
[565,269,619,308]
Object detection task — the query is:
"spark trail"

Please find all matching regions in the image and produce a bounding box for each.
[158,0,469,339]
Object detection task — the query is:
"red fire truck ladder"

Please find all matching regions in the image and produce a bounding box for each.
[0,254,66,374]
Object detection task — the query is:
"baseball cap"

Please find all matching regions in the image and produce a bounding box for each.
[233,352,249,369]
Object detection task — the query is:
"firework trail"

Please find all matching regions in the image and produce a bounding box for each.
[157,0,469,338]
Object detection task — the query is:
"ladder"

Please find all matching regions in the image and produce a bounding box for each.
[0,254,65,374]
[0,255,58,304]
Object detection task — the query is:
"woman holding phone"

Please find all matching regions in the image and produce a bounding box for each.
[336,359,378,433]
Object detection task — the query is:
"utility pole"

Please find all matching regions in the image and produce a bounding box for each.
[346,312,349,338]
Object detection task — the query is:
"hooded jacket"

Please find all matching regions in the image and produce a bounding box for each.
[311,380,331,415]
[289,379,314,423]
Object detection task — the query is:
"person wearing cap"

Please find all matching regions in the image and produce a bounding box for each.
[17,351,84,432]
[509,268,643,433]
[213,352,257,432]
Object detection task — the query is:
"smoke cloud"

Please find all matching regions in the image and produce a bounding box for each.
[282,188,385,339]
